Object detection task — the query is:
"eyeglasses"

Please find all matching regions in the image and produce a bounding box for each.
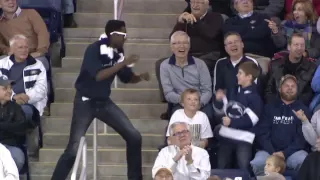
[110,31,127,38]
[172,130,189,137]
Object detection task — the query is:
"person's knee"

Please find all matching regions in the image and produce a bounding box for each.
[288,150,308,170]
[21,105,34,121]
[128,130,142,146]
[9,147,25,171]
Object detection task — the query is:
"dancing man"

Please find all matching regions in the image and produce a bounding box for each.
[51,20,150,180]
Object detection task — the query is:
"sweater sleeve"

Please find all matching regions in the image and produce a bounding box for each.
[213,59,224,91]
[28,9,50,55]
[160,62,180,104]
[302,118,318,148]
[198,60,212,106]
[229,94,263,129]
[256,105,275,154]
[152,148,178,178]
[271,19,287,49]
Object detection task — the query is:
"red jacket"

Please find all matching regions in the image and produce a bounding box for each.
[285,0,320,19]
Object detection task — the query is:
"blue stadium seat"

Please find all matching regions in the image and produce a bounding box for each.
[211,169,252,180]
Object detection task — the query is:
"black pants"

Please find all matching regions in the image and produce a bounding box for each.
[217,141,252,171]
[51,93,142,180]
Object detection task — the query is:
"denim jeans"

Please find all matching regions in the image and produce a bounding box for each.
[21,104,34,122]
[217,141,252,171]
[51,93,142,180]
[250,150,308,176]
[4,145,25,171]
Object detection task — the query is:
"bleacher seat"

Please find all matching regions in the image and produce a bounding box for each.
[211,169,252,180]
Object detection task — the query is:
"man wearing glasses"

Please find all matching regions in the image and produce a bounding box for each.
[51,20,150,180]
[152,122,211,180]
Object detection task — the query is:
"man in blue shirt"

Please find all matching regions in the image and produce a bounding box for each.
[51,20,150,180]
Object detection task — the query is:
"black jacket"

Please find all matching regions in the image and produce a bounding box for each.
[0,101,27,147]
[297,152,320,180]
[264,53,317,106]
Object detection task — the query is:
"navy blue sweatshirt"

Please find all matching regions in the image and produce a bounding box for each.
[227,84,263,131]
[75,39,133,100]
[223,12,276,57]
[256,99,311,158]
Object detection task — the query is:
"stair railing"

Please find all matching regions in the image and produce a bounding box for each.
[71,136,87,180]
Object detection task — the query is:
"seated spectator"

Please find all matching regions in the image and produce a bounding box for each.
[252,75,310,176]
[268,0,320,59]
[223,0,280,62]
[63,0,77,28]
[184,0,285,18]
[154,168,173,180]
[257,172,286,180]
[264,33,317,106]
[0,143,19,180]
[166,88,213,149]
[152,122,211,179]
[297,139,320,180]
[302,109,320,151]
[213,32,263,105]
[259,155,288,180]
[310,65,320,113]
[215,61,263,172]
[0,34,47,118]
[285,0,320,19]
[0,75,29,171]
[0,0,50,72]
[159,31,213,123]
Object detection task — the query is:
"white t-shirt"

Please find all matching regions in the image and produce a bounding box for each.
[0,143,19,180]
[166,109,213,139]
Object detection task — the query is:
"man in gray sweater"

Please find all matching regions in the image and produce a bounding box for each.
[160,31,214,124]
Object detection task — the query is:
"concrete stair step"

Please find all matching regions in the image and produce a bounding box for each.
[65,42,170,58]
[43,133,164,148]
[77,0,184,13]
[74,13,177,28]
[39,148,158,164]
[59,57,158,73]
[50,103,166,118]
[29,162,152,176]
[63,28,171,40]
[53,72,158,89]
[43,117,168,134]
[54,88,161,103]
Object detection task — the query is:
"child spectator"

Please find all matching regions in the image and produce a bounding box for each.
[264,155,286,175]
[215,61,263,172]
[166,88,213,148]
[154,168,173,180]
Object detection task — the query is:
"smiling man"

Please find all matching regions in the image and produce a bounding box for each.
[264,33,317,106]
[159,31,214,125]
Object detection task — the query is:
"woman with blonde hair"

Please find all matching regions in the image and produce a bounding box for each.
[267,0,320,59]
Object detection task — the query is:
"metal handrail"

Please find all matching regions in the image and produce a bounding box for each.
[71,136,87,180]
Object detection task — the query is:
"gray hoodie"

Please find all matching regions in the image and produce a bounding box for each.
[302,110,320,151]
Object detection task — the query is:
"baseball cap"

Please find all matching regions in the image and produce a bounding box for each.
[279,74,297,86]
[0,75,14,86]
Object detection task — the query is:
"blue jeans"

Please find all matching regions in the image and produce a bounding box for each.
[217,141,252,171]
[4,145,25,171]
[250,150,308,176]
[21,104,34,122]
[51,92,142,180]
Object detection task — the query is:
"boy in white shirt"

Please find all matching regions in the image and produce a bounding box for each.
[166,88,213,148]
[0,143,19,180]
